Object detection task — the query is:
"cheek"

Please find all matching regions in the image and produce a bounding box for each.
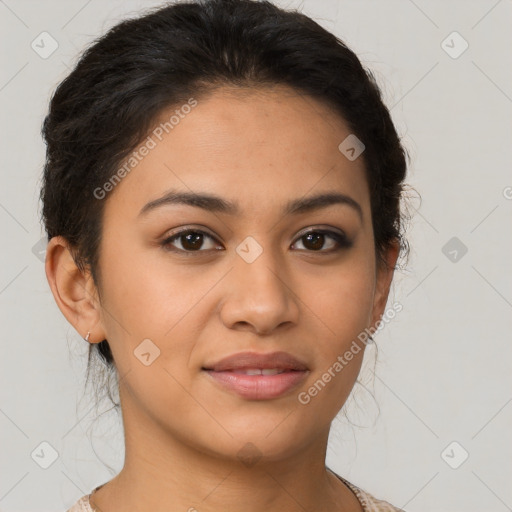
[309,261,375,349]
[298,260,375,405]
[96,237,226,375]
[99,229,376,368]
[293,277,373,422]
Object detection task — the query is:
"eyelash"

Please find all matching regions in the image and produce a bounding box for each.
[160,227,352,255]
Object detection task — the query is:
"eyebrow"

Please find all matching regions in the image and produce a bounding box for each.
[138,189,363,221]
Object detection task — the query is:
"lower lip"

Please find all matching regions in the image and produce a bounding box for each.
[204,370,308,400]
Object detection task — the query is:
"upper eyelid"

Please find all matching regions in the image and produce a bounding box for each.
[164,227,219,242]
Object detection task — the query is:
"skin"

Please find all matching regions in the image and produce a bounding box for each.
[46,85,398,512]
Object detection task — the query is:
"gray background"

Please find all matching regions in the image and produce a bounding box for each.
[1,1,511,511]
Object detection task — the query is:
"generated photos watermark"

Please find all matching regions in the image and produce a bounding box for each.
[93,98,198,200]
[297,301,403,405]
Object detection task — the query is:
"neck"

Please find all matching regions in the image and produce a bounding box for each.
[90,392,362,512]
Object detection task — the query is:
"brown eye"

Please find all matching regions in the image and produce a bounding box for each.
[302,232,325,251]
[179,232,205,251]
[292,230,352,252]
[162,229,221,253]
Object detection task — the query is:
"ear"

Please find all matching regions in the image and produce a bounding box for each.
[45,236,106,344]
[370,239,400,329]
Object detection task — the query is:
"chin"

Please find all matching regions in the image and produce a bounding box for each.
[193,411,322,464]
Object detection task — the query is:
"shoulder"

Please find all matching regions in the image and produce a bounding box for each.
[336,473,407,512]
[65,494,94,512]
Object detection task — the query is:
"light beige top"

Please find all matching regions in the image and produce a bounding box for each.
[66,474,405,512]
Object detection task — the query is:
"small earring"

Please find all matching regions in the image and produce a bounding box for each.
[85,331,91,342]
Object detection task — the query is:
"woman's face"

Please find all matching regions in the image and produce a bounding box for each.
[77,86,396,462]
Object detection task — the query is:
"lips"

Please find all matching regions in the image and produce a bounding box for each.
[202,351,309,400]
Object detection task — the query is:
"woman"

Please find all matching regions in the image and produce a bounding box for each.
[41,0,410,510]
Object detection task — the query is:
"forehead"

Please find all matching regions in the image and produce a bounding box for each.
[102,85,370,221]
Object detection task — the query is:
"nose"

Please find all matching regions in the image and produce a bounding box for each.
[219,246,300,336]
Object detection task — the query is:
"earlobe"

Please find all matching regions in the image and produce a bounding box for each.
[44,236,106,344]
